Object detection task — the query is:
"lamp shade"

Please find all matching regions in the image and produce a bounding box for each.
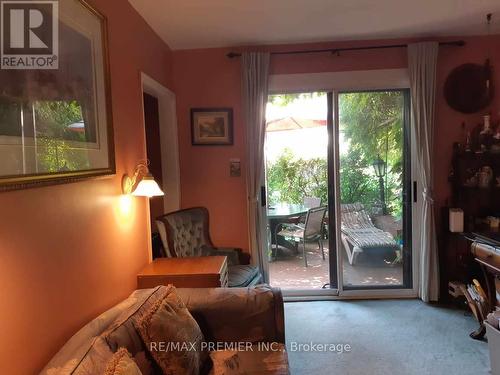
[372,157,387,178]
[132,174,164,197]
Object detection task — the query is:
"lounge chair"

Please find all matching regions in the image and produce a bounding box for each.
[340,203,400,265]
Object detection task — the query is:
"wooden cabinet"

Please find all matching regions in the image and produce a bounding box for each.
[449,148,500,220]
[440,146,499,301]
[137,256,228,289]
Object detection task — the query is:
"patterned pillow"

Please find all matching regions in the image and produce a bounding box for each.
[135,285,207,375]
[209,343,289,375]
[104,348,142,375]
[104,286,168,375]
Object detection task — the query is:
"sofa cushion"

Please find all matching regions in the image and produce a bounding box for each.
[227,265,261,287]
[104,286,169,375]
[104,348,143,375]
[176,285,284,345]
[135,285,207,375]
[41,288,162,375]
[45,337,113,375]
[209,343,289,375]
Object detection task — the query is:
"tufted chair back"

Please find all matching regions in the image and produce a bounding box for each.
[156,207,214,258]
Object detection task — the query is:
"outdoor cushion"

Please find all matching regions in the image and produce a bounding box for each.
[341,203,374,229]
[340,202,400,265]
[342,227,399,250]
[276,223,305,240]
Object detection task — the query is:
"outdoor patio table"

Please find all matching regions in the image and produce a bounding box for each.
[267,203,308,259]
[267,203,308,220]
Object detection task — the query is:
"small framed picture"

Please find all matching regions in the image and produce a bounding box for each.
[191,108,233,146]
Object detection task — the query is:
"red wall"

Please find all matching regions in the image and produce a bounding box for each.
[174,35,500,253]
[173,49,250,249]
[1,5,498,372]
[0,0,173,373]
[435,36,500,205]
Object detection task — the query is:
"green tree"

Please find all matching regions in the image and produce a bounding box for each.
[266,91,405,218]
[34,101,89,172]
[339,148,379,212]
[339,92,404,217]
[267,149,327,205]
[268,92,325,107]
[0,98,89,172]
[34,100,85,142]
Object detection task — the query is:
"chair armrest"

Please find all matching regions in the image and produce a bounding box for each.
[232,248,251,265]
[281,223,304,231]
[202,246,251,265]
[176,285,285,344]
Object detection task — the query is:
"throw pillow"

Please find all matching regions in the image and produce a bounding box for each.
[135,285,207,375]
[104,348,142,375]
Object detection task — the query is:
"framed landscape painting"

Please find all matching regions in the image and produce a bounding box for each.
[0,0,114,190]
[191,108,233,145]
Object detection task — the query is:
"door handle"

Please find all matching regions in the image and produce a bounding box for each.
[260,186,267,207]
[413,181,417,203]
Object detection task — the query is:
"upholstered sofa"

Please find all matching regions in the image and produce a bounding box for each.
[41,285,288,374]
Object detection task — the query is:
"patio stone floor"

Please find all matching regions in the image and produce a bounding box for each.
[268,241,403,289]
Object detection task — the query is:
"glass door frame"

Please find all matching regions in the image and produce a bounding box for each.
[265,69,420,299]
[330,88,417,298]
[264,89,339,299]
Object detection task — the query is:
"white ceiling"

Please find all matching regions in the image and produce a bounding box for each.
[129,0,500,50]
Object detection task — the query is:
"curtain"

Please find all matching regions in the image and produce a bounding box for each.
[408,42,439,302]
[241,52,270,274]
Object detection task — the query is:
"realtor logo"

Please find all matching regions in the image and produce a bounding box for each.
[1,0,58,69]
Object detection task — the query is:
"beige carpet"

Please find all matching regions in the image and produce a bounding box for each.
[284,299,489,375]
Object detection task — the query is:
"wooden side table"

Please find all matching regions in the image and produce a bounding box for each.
[137,256,228,289]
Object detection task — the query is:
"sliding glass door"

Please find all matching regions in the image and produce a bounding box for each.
[334,90,412,292]
[265,92,331,290]
[262,87,413,297]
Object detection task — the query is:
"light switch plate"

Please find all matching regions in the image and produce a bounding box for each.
[230,158,241,177]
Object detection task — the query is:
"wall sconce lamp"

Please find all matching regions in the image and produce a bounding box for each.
[122,160,164,198]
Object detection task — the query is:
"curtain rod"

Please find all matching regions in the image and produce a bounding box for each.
[226,40,465,58]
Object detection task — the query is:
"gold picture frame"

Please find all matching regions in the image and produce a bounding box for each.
[0,0,115,191]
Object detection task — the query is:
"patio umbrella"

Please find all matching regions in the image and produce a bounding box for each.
[266,117,326,132]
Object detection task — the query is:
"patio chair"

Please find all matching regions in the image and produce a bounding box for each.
[293,197,322,224]
[275,206,327,267]
[303,196,321,209]
[340,203,400,265]
[156,207,262,287]
[279,197,321,225]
